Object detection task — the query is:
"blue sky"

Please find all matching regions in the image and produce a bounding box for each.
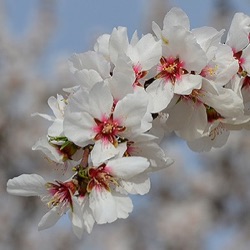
[5,0,250,61]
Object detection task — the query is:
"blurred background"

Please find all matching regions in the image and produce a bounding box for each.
[1,0,250,249]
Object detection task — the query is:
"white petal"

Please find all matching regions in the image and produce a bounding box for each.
[31,112,55,122]
[63,110,95,147]
[108,55,135,100]
[7,174,46,197]
[200,81,244,118]
[113,192,133,219]
[67,88,90,113]
[120,173,150,195]
[127,33,162,70]
[166,99,207,141]
[32,137,64,163]
[130,30,139,46]
[152,21,162,40]
[146,79,174,113]
[106,156,150,179]
[175,102,208,141]
[163,7,190,30]
[80,196,95,234]
[69,51,110,79]
[109,26,129,64]
[187,127,230,152]
[174,74,202,95]
[242,44,250,72]
[163,26,207,73]
[69,197,84,239]
[89,187,117,224]
[74,69,103,91]
[90,140,120,166]
[115,142,128,158]
[38,207,62,231]
[226,12,250,52]
[94,33,111,59]
[192,26,224,58]
[113,91,149,133]
[48,120,64,137]
[130,139,174,171]
[48,95,65,119]
[89,83,113,120]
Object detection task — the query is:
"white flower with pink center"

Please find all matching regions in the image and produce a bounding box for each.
[95,26,162,90]
[64,82,151,165]
[84,156,150,224]
[192,26,238,86]
[186,112,250,152]
[146,8,207,112]
[8,6,250,238]
[32,94,82,171]
[163,78,244,142]
[32,136,82,172]
[6,174,89,238]
[109,27,162,70]
[6,153,151,236]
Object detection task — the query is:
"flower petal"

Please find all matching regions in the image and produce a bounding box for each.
[91,140,120,166]
[120,173,151,195]
[146,79,174,113]
[106,156,150,179]
[7,174,46,197]
[79,196,95,234]
[89,83,113,120]
[174,74,202,95]
[113,192,133,219]
[109,26,129,64]
[163,7,190,30]
[38,206,62,231]
[69,197,84,239]
[69,51,110,80]
[127,33,162,70]
[113,91,150,133]
[89,187,117,224]
[32,137,64,163]
[64,110,95,147]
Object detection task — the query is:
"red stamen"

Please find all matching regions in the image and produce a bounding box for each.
[156,57,185,84]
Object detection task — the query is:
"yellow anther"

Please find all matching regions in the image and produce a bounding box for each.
[207,65,218,76]
[164,63,177,73]
[102,123,114,134]
[161,35,169,45]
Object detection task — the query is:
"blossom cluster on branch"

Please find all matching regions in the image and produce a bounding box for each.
[6,7,250,238]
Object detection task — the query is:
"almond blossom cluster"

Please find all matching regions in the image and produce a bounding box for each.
[6,7,250,238]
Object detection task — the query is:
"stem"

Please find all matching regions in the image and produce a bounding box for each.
[79,147,90,169]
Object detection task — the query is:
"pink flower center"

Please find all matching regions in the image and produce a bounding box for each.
[200,65,218,78]
[46,180,77,210]
[86,165,117,192]
[93,115,126,146]
[157,57,186,84]
[181,89,204,105]
[233,50,245,73]
[133,63,147,87]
